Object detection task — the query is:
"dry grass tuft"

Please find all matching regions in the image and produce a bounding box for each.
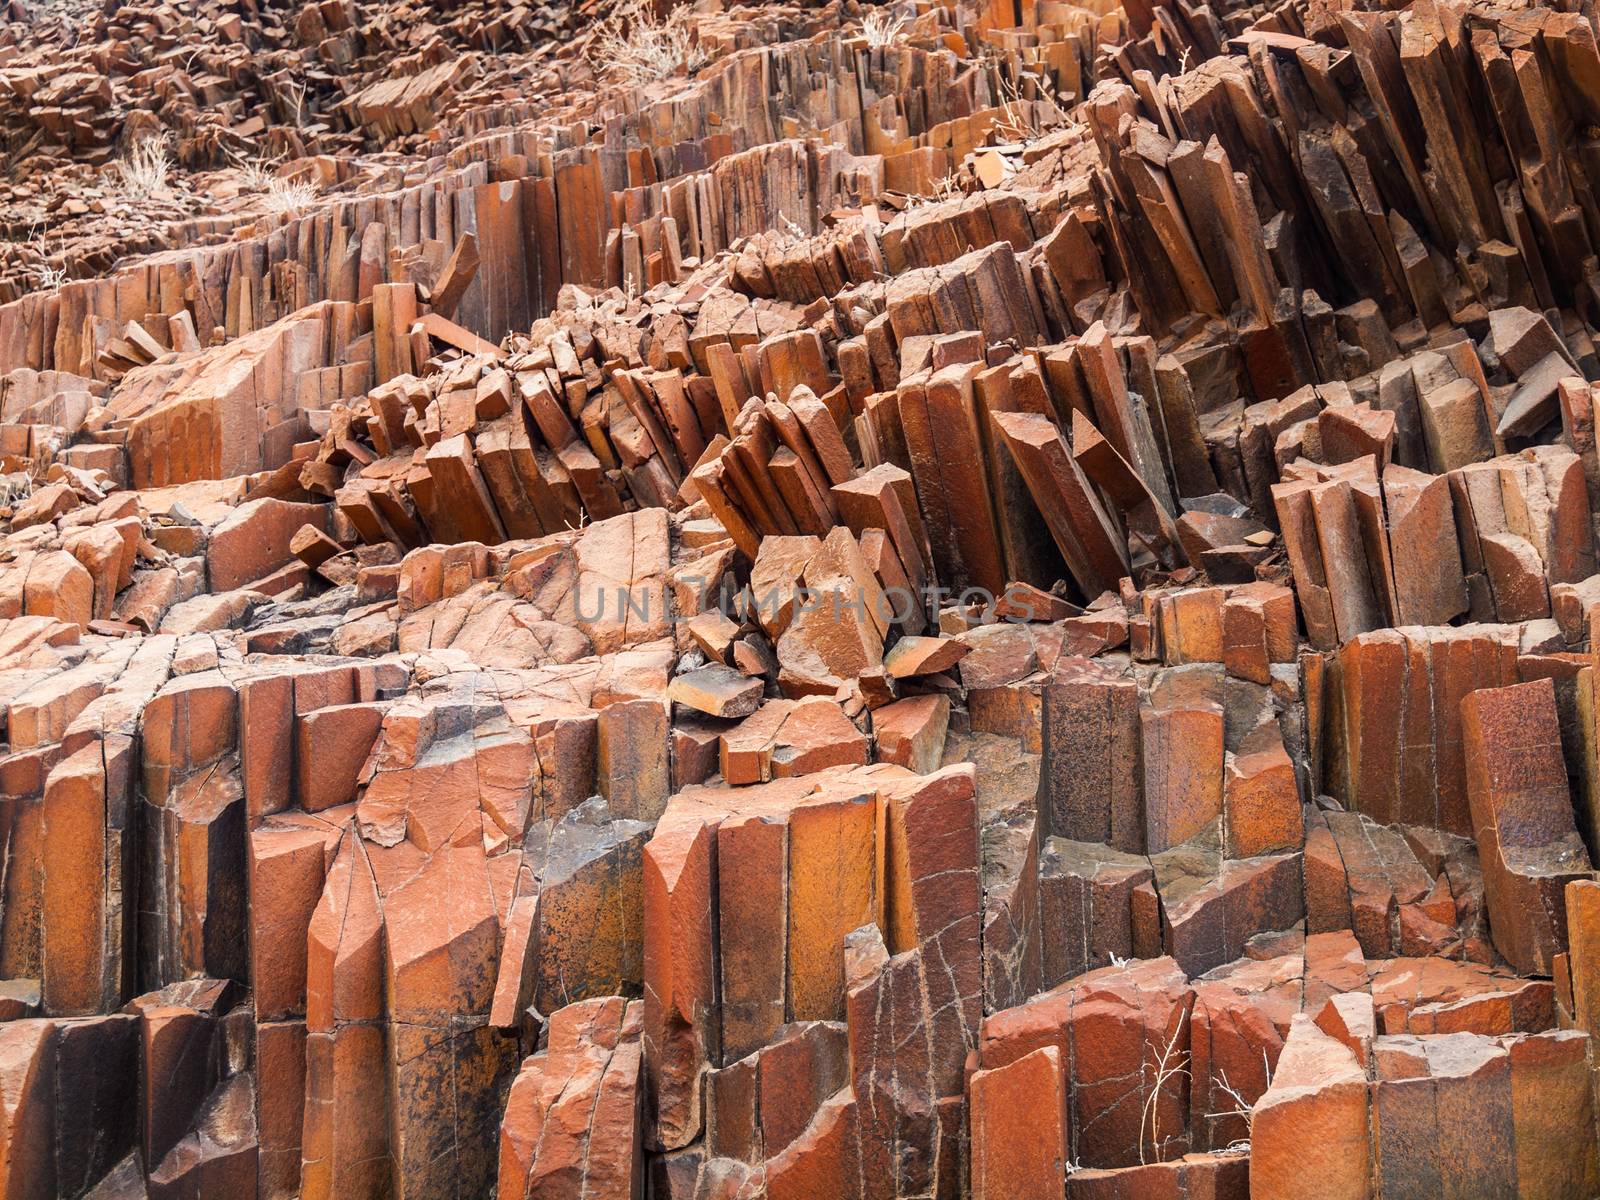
[28,232,66,291]
[236,154,278,192]
[233,153,321,217]
[863,9,906,48]
[1212,1050,1273,1154]
[115,136,172,201]
[261,176,321,217]
[591,0,707,86]
[1139,1003,1192,1166]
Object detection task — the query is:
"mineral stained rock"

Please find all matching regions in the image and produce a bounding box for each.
[8,0,1600,1194]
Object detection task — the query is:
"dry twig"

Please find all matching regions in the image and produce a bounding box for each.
[1139,1003,1192,1165]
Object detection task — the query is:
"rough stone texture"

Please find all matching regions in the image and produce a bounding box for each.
[497,996,644,1199]
[1251,1015,1370,1200]
[1461,677,1593,974]
[6,0,1600,1193]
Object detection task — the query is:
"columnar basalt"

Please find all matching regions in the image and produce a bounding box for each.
[7,0,1600,1195]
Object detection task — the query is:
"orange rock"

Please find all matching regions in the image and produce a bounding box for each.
[883,634,969,678]
[1462,677,1594,974]
[970,1046,1067,1200]
[979,957,1192,1168]
[22,550,93,629]
[12,481,78,528]
[715,811,789,1063]
[62,522,131,619]
[1222,737,1301,859]
[1314,992,1376,1069]
[1250,1015,1371,1200]
[705,1021,849,1165]
[1064,1153,1249,1198]
[788,784,879,1020]
[295,702,385,812]
[497,997,644,1200]
[762,1089,862,1200]
[301,830,388,1200]
[776,528,885,695]
[1567,878,1600,1047]
[1156,586,1225,664]
[1506,1029,1600,1197]
[1039,656,1141,849]
[770,696,868,779]
[248,812,337,1022]
[668,663,763,719]
[597,697,670,821]
[643,811,718,1151]
[1372,1031,1513,1196]
[0,1018,58,1200]
[257,1019,309,1200]
[206,497,332,592]
[871,693,949,774]
[574,509,672,654]
[40,739,127,1015]
[720,697,868,785]
[748,535,822,639]
[1142,684,1223,853]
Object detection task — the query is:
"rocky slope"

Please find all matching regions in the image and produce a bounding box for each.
[5,0,1600,1196]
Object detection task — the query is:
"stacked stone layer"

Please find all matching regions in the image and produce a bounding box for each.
[8,0,1600,1196]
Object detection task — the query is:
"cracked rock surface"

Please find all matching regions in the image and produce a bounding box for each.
[8,0,1600,1195]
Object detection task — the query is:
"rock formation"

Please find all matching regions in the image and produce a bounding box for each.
[6,0,1600,1194]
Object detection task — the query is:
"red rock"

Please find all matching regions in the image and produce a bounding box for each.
[1222,738,1301,858]
[22,550,94,629]
[497,997,644,1200]
[705,1021,849,1164]
[10,10,1600,1194]
[720,697,868,784]
[883,634,969,678]
[295,702,385,812]
[0,1018,57,1200]
[762,1089,862,1200]
[1064,1154,1249,1199]
[1037,837,1150,986]
[1461,677,1594,974]
[12,481,79,528]
[775,528,885,696]
[955,622,1038,689]
[980,957,1191,1168]
[668,663,763,719]
[1567,879,1600,1048]
[1506,1029,1600,1196]
[871,693,949,774]
[1250,1015,1370,1200]
[1039,656,1141,850]
[1373,1031,1514,1197]
[206,498,332,592]
[1141,685,1223,853]
[970,1046,1067,1200]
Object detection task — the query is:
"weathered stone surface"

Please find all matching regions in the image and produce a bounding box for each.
[980,957,1192,1169]
[1461,677,1594,974]
[1038,655,1141,849]
[1250,1015,1370,1200]
[871,693,949,774]
[970,1046,1067,1200]
[10,2,1600,1193]
[497,996,644,1200]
